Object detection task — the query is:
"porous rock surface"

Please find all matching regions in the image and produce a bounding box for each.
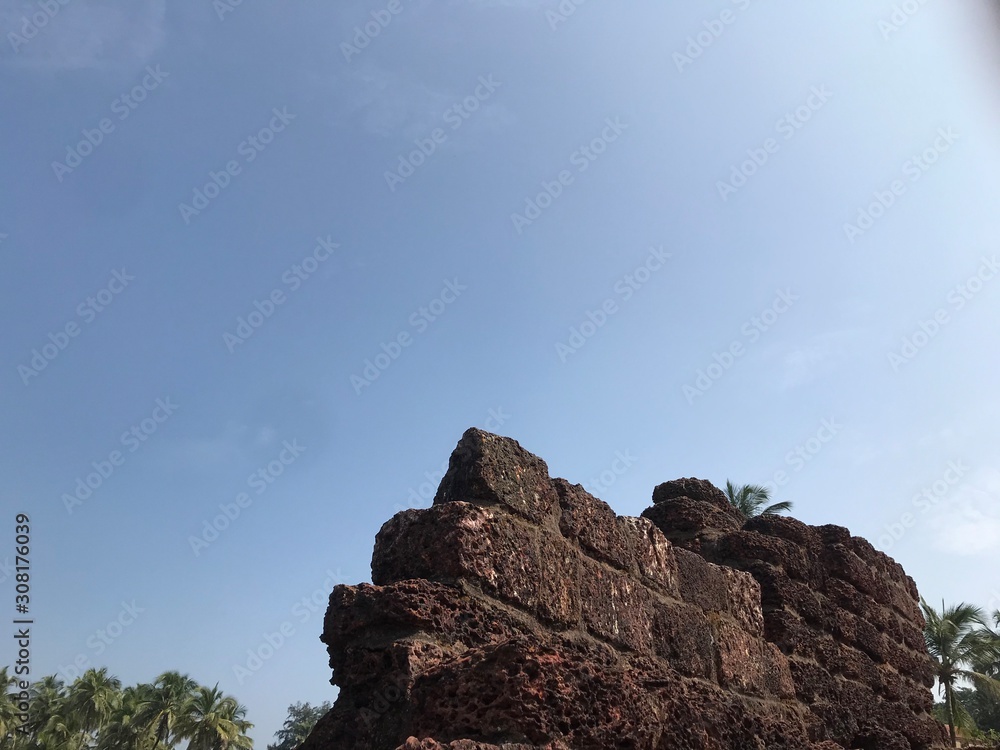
[301,429,947,750]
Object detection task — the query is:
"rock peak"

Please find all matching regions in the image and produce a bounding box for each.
[432,428,559,525]
[303,430,947,750]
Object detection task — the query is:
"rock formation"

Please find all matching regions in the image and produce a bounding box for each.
[301,429,947,750]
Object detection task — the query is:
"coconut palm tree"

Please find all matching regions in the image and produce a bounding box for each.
[0,668,23,749]
[977,609,1000,678]
[132,671,198,748]
[97,683,157,750]
[921,599,1000,747]
[178,684,253,750]
[67,667,122,738]
[23,675,62,737]
[24,675,88,750]
[723,481,793,519]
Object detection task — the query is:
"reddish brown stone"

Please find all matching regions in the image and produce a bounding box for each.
[579,557,654,652]
[618,516,679,597]
[555,479,633,571]
[651,477,731,508]
[372,504,543,611]
[642,487,743,550]
[719,565,765,636]
[302,430,948,750]
[433,428,560,525]
[534,531,582,628]
[712,616,795,698]
[650,598,717,680]
[744,514,822,549]
[673,547,730,614]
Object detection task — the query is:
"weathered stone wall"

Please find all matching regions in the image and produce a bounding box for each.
[643,479,944,750]
[301,429,947,750]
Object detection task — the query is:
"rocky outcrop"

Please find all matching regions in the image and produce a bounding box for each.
[642,481,944,749]
[301,429,947,750]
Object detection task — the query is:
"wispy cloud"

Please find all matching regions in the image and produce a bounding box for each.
[0,0,166,70]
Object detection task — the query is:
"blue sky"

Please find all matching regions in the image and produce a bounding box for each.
[2,0,1000,744]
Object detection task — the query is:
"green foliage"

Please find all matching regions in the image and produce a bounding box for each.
[0,667,22,747]
[0,667,254,750]
[955,686,1000,734]
[922,599,1000,747]
[179,684,253,750]
[267,702,330,750]
[722,480,793,519]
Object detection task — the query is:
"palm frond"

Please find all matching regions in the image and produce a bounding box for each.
[723,480,793,519]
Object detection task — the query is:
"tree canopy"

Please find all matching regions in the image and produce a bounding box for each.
[0,669,252,750]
